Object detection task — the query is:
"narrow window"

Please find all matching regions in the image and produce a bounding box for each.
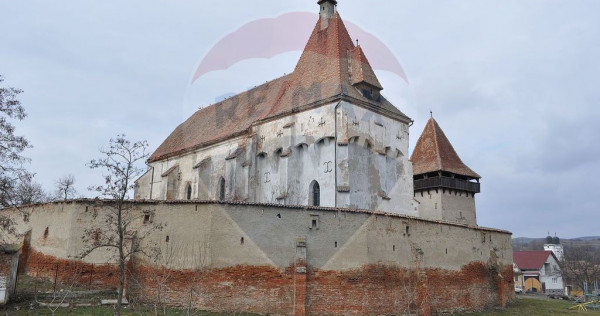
[241,237,244,245]
[335,241,338,248]
[43,227,49,239]
[310,180,320,207]
[186,184,192,200]
[165,235,170,243]
[218,177,226,200]
[143,214,150,224]
[310,215,319,230]
[393,245,396,252]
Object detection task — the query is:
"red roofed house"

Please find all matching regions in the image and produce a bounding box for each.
[513,250,564,294]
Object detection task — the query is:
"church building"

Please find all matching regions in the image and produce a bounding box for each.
[7,2,514,314]
[134,0,481,225]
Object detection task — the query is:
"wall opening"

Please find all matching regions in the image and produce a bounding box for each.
[335,241,338,248]
[241,237,244,245]
[393,245,396,252]
[143,214,150,224]
[218,177,226,201]
[165,235,170,243]
[310,180,320,207]
[43,227,49,239]
[186,184,192,200]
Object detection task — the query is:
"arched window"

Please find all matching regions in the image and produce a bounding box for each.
[310,181,320,207]
[186,184,192,200]
[218,177,226,201]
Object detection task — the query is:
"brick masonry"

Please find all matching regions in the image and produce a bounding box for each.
[21,250,513,315]
[24,250,120,290]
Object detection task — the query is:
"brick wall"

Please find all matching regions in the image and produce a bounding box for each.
[19,249,513,315]
[128,261,513,316]
[129,263,295,315]
[23,251,120,290]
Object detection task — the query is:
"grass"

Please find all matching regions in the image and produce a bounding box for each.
[4,298,599,316]
[5,277,599,316]
[457,297,600,315]
[1,305,259,316]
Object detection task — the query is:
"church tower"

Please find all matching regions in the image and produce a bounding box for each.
[410,117,481,225]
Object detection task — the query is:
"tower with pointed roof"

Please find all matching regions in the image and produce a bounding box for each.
[135,0,417,216]
[410,117,481,225]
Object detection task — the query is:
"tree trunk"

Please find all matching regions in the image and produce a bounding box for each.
[115,204,125,316]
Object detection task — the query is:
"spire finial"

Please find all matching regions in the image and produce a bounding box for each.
[430,110,433,118]
[356,39,359,46]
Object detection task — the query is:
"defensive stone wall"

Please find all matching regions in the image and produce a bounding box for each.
[5,200,514,315]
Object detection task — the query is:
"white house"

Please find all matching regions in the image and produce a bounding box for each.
[513,250,564,294]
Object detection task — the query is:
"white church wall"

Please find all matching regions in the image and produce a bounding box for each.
[336,102,416,215]
[135,100,419,216]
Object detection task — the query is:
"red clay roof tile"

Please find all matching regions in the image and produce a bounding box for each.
[149,11,409,162]
[513,251,553,270]
[410,118,480,179]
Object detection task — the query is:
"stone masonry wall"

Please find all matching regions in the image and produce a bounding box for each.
[7,200,513,315]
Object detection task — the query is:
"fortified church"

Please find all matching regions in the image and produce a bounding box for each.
[4,2,514,315]
[135,0,481,226]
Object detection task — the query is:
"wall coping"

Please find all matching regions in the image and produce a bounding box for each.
[6,199,512,235]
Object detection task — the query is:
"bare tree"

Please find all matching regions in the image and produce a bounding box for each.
[82,135,160,316]
[14,176,48,205]
[0,75,35,249]
[0,75,32,207]
[55,174,77,200]
[559,245,600,294]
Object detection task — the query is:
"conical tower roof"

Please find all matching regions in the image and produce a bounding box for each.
[411,118,480,179]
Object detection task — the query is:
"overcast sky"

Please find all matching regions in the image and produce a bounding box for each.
[1,1,598,239]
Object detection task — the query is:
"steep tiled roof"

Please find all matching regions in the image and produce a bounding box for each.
[149,10,409,162]
[349,46,382,89]
[410,118,480,179]
[513,251,553,270]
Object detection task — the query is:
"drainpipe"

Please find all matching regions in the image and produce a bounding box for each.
[333,100,343,207]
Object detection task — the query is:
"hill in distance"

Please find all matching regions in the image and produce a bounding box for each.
[512,236,600,252]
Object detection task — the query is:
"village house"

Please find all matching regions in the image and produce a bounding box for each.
[513,250,564,294]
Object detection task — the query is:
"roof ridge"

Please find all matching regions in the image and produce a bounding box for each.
[334,12,346,88]
[431,119,443,174]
